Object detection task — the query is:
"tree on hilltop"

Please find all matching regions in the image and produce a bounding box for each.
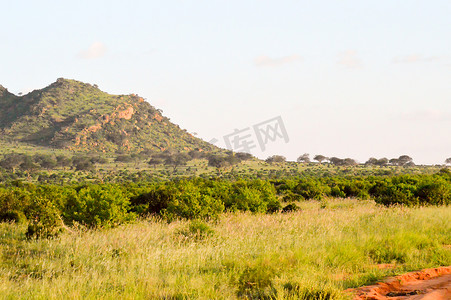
[265,155,286,164]
[365,157,378,166]
[329,157,357,166]
[313,155,327,163]
[390,155,414,166]
[235,152,253,161]
[398,155,413,166]
[376,158,389,167]
[297,153,310,163]
[366,157,388,167]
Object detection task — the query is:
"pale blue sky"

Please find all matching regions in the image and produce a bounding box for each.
[1,1,450,164]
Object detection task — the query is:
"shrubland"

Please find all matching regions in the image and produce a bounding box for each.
[0,161,450,298]
[0,170,450,239]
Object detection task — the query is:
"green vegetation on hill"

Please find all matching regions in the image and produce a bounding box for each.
[0,78,217,153]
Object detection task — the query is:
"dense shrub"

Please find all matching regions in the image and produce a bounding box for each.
[178,219,215,240]
[225,180,277,213]
[294,179,331,200]
[1,171,450,238]
[371,181,418,206]
[130,185,173,215]
[330,185,346,198]
[342,180,370,199]
[0,187,32,222]
[25,196,63,239]
[281,190,305,202]
[64,185,134,227]
[161,181,225,221]
[369,174,451,206]
[415,177,451,205]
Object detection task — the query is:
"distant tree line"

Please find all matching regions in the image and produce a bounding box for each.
[146,150,254,172]
[292,154,420,167]
[0,153,108,172]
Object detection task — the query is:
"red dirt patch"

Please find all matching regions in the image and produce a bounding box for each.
[348,266,451,299]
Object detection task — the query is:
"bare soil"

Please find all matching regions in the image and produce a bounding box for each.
[348,266,451,299]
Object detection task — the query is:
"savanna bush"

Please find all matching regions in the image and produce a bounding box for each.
[370,174,451,206]
[161,181,225,221]
[294,179,331,200]
[0,188,29,223]
[25,196,63,239]
[225,180,278,213]
[64,184,134,227]
[371,181,418,206]
[415,176,451,205]
[130,184,173,215]
[178,219,215,240]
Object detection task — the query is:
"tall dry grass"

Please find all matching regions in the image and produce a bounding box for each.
[0,199,450,299]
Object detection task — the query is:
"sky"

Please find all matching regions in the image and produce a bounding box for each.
[1,0,450,165]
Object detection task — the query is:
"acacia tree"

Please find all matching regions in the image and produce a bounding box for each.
[148,157,163,169]
[445,158,451,165]
[56,155,72,169]
[265,155,286,164]
[366,157,388,167]
[19,156,40,172]
[375,158,389,167]
[329,157,342,165]
[207,154,241,173]
[164,153,191,172]
[398,155,413,166]
[313,155,327,164]
[208,155,230,169]
[188,150,204,160]
[297,153,310,163]
[343,158,358,166]
[329,157,357,166]
[0,153,25,172]
[389,158,399,166]
[33,154,57,170]
[235,152,253,161]
[390,155,413,166]
[365,157,378,166]
[72,155,95,171]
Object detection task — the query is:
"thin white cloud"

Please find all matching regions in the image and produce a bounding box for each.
[78,42,107,59]
[254,55,302,67]
[393,54,442,64]
[337,50,362,69]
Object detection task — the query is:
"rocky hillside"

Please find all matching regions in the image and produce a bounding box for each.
[0,78,216,153]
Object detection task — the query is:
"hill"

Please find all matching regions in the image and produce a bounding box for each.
[0,78,216,153]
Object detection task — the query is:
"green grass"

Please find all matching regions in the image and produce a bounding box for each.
[1,199,450,299]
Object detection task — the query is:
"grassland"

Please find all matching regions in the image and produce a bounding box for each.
[1,199,449,299]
